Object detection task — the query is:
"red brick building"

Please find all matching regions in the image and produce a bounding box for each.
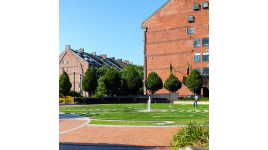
[59,45,131,96]
[141,0,209,97]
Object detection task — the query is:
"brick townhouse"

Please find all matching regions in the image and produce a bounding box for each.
[59,45,132,96]
[141,0,209,97]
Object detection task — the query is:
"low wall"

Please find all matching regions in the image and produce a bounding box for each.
[113,93,178,103]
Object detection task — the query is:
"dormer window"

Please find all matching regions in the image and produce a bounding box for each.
[193,3,200,10]
[188,15,194,22]
[202,1,209,8]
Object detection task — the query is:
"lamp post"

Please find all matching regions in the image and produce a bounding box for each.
[73,68,76,103]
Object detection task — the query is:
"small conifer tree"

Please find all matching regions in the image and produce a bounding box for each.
[82,68,98,97]
[104,67,121,97]
[145,72,163,94]
[186,69,203,94]
[164,73,182,93]
[59,71,72,102]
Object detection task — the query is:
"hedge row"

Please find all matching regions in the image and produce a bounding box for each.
[178,97,209,101]
[77,97,169,104]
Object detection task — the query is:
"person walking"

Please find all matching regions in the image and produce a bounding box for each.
[193,93,198,108]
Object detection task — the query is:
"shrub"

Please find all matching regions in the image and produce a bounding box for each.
[74,97,84,103]
[145,72,163,94]
[68,90,81,97]
[186,69,203,94]
[164,73,182,93]
[59,71,72,102]
[59,96,74,103]
[170,122,209,150]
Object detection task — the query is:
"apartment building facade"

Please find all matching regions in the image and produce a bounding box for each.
[141,0,209,97]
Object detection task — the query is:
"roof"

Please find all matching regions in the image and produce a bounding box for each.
[70,50,124,70]
[141,0,171,25]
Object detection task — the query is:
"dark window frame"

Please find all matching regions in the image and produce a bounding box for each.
[194,53,201,62]
[203,67,209,78]
[194,39,200,47]
[202,52,209,62]
[202,37,209,46]
[187,27,194,34]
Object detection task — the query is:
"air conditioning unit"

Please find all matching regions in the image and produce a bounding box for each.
[202,1,209,8]
[193,3,200,10]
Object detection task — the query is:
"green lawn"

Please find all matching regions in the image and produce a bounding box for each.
[59,104,209,126]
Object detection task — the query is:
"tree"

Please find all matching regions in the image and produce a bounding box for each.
[82,68,98,97]
[186,69,203,94]
[207,81,209,89]
[145,72,163,94]
[96,64,110,77]
[125,65,143,95]
[164,73,182,93]
[59,71,72,102]
[120,64,143,95]
[104,67,121,97]
[93,75,110,97]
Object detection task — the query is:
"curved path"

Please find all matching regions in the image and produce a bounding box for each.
[59,113,182,150]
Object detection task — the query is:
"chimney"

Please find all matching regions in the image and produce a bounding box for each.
[123,60,129,64]
[110,57,115,60]
[91,52,96,56]
[79,48,84,53]
[100,54,107,59]
[116,59,122,63]
[130,62,133,65]
[65,45,70,51]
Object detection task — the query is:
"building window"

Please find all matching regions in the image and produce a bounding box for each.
[193,3,200,10]
[194,53,201,62]
[194,39,200,47]
[195,68,201,74]
[188,15,194,22]
[202,38,209,46]
[187,27,194,34]
[202,1,209,9]
[62,60,65,64]
[62,68,65,71]
[203,67,209,78]
[202,52,209,61]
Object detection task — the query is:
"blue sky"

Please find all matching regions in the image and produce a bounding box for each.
[59,0,167,66]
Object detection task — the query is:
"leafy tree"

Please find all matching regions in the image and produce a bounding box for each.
[59,71,72,102]
[164,73,182,93]
[82,68,98,97]
[145,72,163,94]
[92,75,110,98]
[96,64,110,77]
[104,67,121,97]
[125,66,143,95]
[119,64,143,95]
[207,81,209,89]
[186,69,203,94]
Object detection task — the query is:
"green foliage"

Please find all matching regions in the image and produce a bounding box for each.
[119,65,143,95]
[82,68,98,97]
[164,73,182,93]
[59,71,72,100]
[207,81,209,89]
[145,72,163,94]
[104,67,121,96]
[92,76,110,98]
[68,90,81,97]
[178,97,209,101]
[74,97,84,103]
[170,122,209,150]
[96,64,110,77]
[186,69,203,94]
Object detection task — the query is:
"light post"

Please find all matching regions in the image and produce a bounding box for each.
[73,68,76,103]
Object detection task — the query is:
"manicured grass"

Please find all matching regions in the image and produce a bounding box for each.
[59,104,209,126]
[89,120,167,126]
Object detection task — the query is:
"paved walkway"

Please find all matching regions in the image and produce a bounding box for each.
[59,113,181,150]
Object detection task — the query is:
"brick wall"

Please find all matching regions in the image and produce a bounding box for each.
[142,0,209,96]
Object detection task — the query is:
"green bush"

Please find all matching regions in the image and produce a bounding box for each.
[68,90,81,97]
[186,69,203,94]
[170,122,209,150]
[74,97,84,103]
[145,72,163,94]
[164,73,182,93]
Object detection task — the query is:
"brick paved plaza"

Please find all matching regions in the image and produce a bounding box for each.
[59,114,180,150]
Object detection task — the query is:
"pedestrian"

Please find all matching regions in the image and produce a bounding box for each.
[193,93,198,108]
